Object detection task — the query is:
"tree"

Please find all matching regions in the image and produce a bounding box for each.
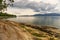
[0,0,14,12]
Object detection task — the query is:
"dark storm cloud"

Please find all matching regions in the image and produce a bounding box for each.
[12,0,57,12]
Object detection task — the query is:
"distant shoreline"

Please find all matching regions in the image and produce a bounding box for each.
[18,13,60,17]
[18,15,60,17]
[0,12,16,19]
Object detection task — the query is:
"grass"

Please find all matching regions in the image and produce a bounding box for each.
[32,33,46,37]
[20,24,59,40]
[21,25,26,28]
[50,37,55,40]
[49,37,58,40]
[34,37,42,40]
[21,25,32,32]
[21,25,46,37]
[26,29,32,32]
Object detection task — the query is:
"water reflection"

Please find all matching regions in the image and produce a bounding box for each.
[7,16,60,28]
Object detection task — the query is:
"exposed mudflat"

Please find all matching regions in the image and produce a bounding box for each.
[0,20,60,40]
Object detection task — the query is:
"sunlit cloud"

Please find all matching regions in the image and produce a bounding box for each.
[7,0,60,15]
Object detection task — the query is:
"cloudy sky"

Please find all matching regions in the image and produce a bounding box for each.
[6,0,60,15]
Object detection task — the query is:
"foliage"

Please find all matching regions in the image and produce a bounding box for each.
[0,0,14,12]
[32,33,46,37]
[0,12,16,17]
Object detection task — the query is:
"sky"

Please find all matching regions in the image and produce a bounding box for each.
[30,0,58,4]
[6,0,60,15]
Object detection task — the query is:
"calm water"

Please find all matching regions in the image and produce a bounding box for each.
[7,16,60,28]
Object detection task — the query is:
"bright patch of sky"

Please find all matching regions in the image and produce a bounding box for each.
[42,0,59,4]
[7,0,60,15]
[7,7,38,15]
